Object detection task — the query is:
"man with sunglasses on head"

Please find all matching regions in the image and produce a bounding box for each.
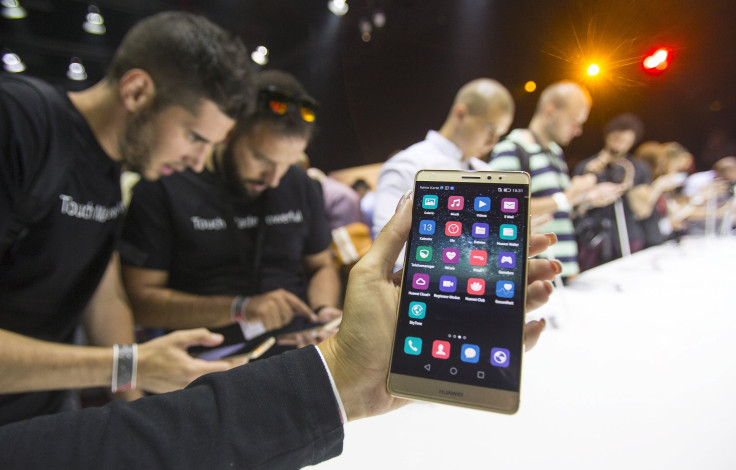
[0,12,253,425]
[120,70,342,353]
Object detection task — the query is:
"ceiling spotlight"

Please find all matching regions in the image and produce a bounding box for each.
[372,10,386,28]
[83,5,106,35]
[251,46,269,66]
[327,0,348,17]
[67,58,87,81]
[1,0,27,19]
[2,52,26,73]
[359,18,372,42]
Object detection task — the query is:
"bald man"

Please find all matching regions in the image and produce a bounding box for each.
[489,80,614,277]
[372,79,514,254]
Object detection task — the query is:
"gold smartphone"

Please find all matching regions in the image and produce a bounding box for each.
[387,170,531,414]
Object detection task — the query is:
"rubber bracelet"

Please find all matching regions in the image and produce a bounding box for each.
[111,344,137,393]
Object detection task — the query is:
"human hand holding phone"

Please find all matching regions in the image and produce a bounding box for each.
[318,181,559,421]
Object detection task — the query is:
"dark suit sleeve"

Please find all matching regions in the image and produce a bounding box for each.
[0,346,344,469]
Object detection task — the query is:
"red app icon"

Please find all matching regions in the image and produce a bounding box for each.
[469,250,487,266]
[445,221,462,237]
[467,278,486,295]
[448,196,464,210]
[432,340,451,359]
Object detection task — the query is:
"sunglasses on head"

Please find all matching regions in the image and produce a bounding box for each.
[257,87,318,123]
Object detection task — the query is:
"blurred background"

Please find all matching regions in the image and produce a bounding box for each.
[2,0,734,173]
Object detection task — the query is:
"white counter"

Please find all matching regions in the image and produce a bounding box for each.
[312,236,736,469]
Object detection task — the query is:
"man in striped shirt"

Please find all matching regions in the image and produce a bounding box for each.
[489,81,617,278]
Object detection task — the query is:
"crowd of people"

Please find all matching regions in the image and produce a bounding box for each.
[366,80,736,277]
[0,9,734,469]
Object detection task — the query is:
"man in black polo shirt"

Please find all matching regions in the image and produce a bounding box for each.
[121,71,342,348]
[0,12,253,425]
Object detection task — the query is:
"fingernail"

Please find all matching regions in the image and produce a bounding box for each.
[544,232,558,245]
[210,333,224,341]
[396,189,414,211]
[543,280,555,295]
[539,318,547,330]
[550,259,563,275]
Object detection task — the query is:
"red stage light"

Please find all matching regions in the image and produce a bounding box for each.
[643,48,670,73]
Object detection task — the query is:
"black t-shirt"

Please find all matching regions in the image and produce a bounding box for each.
[121,165,331,302]
[0,74,124,424]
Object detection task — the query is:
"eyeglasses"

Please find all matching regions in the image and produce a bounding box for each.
[257,87,318,123]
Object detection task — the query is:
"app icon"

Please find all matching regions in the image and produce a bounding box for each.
[419,220,436,235]
[461,344,480,363]
[469,250,487,266]
[416,246,433,262]
[491,347,510,367]
[439,275,457,293]
[467,278,486,295]
[448,196,464,211]
[445,221,462,237]
[408,301,426,319]
[498,252,516,268]
[472,223,489,238]
[499,224,517,240]
[404,337,422,355]
[422,195,438,210]
[474,197,490,212]
[432,340,451,359]
[501,198,518,213]
[442,248,459,264]
[495,280,515,298]
[412,273,430,290]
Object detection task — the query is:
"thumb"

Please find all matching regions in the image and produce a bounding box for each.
[361,190,413,275]
[169,328,225,348]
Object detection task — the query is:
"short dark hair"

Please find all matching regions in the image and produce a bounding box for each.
[233,70,317,141]
[604,113,645,143]
[107,12,254,119]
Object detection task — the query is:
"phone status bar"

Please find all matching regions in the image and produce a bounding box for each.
[418,185,524,193]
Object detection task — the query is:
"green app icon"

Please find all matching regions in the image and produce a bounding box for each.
[409,301,426,319]
[416,246,433,261]
[404,337,422,355]
[422,195,438,209]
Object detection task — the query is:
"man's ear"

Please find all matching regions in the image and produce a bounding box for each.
[452,103,469,121]
[118,69,155,112]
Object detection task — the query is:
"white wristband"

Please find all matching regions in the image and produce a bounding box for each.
[231,295,267,340]
[111,344,138,393]
[552,191,572,212]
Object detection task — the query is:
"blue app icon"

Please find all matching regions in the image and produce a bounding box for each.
[408,301,426,319]
[418,220,436,235]
[498,252,516,268]
[474,197,490,212]
[422,195,438,210]
[404,337,422,355]
[461,344,480,363]
[439,275,457,293]
[491,347,510,367]
[495,280,515,298]
[472,223,489,238]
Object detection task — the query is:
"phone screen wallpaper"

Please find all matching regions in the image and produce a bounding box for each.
[391,179,530,392]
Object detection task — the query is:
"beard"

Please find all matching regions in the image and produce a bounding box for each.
[218,145,262,202]
[118,105,158,178]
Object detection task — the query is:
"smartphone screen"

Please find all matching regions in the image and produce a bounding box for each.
[387,170,530,413]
